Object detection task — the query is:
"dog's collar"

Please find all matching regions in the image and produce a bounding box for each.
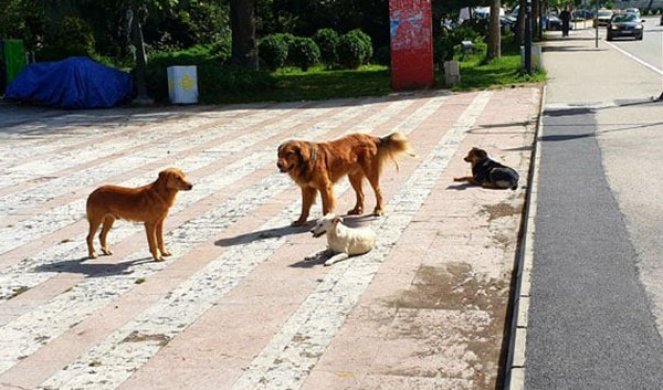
[310,145,317,164]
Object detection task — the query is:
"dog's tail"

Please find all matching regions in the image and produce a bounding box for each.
[378,132,417,172]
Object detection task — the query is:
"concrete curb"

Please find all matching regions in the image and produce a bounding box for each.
[503,85,546,390]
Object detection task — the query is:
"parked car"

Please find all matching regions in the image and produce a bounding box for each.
[660,12,663,26]
[624,8,641,18]
[594,8,614,27]
[546,12,562,30]
[606,12,644,41]
[573,9,593,20]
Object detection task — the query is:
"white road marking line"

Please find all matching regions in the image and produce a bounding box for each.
[231,91,492,390]
[37,95,450,390]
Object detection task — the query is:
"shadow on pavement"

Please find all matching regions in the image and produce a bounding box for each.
[33,256,152,277]
[545,99,662,118]
[446,182,473,191]
[541,46,607,52]
[539,133,593,142]
[289,252,329,268]
[215,224,304,247]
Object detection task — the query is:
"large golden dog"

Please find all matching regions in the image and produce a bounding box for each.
[277,132,414,226]
[85,168,193,261]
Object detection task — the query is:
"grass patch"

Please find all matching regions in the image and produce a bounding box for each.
[452,53,546,91]
[265,65,390,102]
[449,38,546,91]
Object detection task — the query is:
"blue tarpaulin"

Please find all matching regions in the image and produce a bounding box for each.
[5,57,135,109]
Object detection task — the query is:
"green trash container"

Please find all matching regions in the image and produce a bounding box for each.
[1,39,27,94]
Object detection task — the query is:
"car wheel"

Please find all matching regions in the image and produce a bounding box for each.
[637,34,643,40]
[607,34,613,41]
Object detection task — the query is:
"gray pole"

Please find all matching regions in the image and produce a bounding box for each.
[128,7,153,104]
[595,3,599,48]
[659,28,663,100]
[525,0,532,74]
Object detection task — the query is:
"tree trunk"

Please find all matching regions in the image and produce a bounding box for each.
[487,0,501,60]
[516,0,526,46]
[230,0,258,70]
[532,0,540,41]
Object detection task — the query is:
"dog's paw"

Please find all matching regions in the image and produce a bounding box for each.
[100,248,113,256]
[291,219,307,227]
[325,253,349,266]
[453,177,463,182]
[88,253,97,259]
[161,251,172,257]
[347,207,363,215]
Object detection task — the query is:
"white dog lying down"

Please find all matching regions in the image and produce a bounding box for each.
[307,213,376,266]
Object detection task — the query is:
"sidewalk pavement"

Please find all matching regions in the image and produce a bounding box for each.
[0,88,540,389]
[508,27,663,389]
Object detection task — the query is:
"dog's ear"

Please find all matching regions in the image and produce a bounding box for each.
[473,148,488,160]
[158,169,169,181]
[296,142,311,163]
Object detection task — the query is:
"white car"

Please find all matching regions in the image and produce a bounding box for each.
[624,8,641,18]
[594,9,614,27]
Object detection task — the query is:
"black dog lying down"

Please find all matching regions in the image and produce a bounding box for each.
[454,147,519,190]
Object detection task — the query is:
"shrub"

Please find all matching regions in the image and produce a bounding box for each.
[337,29,373,69]
[287,37,321,71]
[348,29,374,62]
[38,16,96,61]
[313,28,340,66]
[434,25,484,64]
[259,34,290,70]
[144,44,274,103]
[196,64,276,104]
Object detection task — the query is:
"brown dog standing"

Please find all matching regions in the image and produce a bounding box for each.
[277,132,415,226]
[85,168,193,261]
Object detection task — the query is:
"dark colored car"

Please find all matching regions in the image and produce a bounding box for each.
[546,12,562,30]
[607,13,644,41]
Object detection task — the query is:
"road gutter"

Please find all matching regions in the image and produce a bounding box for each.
[502,85,545,390]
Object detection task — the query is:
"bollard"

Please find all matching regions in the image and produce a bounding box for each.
[443,60,461,86]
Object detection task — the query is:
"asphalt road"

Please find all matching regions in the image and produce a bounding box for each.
[525,24,663,389]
